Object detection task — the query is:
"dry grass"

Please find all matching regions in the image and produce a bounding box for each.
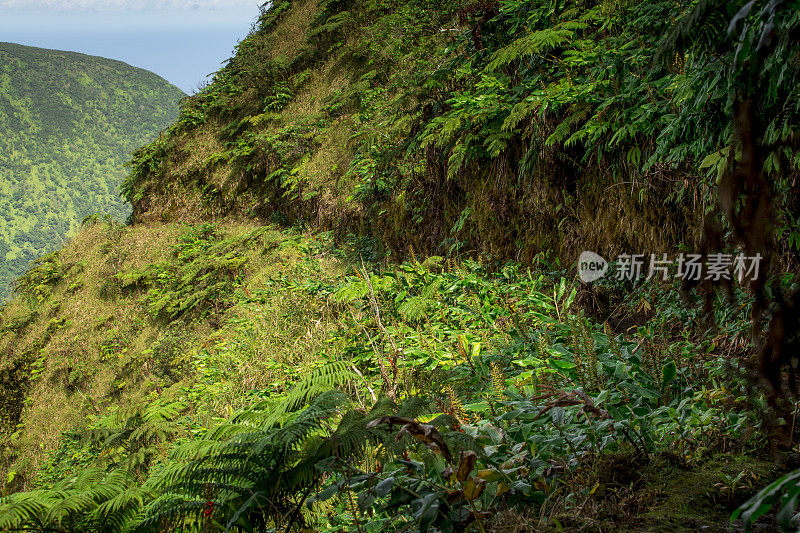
[267,0,321,61]
[0,220,353,488]
[0,222,188,486]
[193,228,348,413]
[132,122,236,224]
[299,117,356,191]
[181,127,229,176]
[283,61,351,122]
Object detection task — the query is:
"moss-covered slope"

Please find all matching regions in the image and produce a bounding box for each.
[122,0,799,267]
[0,219,345,491]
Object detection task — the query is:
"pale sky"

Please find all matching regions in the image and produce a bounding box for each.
[0,1,265,92]
[0,0,257,8]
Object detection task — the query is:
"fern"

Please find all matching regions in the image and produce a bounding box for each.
[86,399,188,474]
[487,28,574,71]
[0,467,143,532]
[656,0,730,62]
[502,96,544,133]
[397,278,445,321]
[138,390,371,530]
[446,138,473,180]
[333,278,370,302]
[128,391,435,530]
[234,360,358,430]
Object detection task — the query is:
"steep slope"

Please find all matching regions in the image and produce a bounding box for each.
[0,216,777,532]
[123,0,800,266]
[0,220,344,493]
[0,42,185,298]
[0,1,798,531]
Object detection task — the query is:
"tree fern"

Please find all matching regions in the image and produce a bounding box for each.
[234,360,358,429]
[138,390,365,531]
[86,399,188,474]
[0,467,142,532]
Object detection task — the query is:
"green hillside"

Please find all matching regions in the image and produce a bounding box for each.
[0,1,799,532]
[0,42,185,298]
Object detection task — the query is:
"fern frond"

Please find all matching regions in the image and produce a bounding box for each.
[447,140,472,180]
[656,0,729,62]
[138,390,361,528]
[397,278,444,321]
[0,467,141,532]
[502,97,543,132]
[487,28,573,71]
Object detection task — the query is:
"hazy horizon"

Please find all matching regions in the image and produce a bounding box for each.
[0,2,264,93]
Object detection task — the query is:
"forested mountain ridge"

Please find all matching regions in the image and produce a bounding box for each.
[0,42,185,298]
[0,1,799,531]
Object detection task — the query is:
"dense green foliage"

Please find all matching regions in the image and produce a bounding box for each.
[122,0,799,266]
[0,221,780,531]
[1,0,800,531]
[0,42,185,299]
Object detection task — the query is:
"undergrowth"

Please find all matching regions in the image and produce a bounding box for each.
[0,222,776,531]
[1,0,800,531]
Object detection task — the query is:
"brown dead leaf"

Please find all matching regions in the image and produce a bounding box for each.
[532,389,610,422]
[456,450,477,482]
[368,415,453,463]
[462,475,486,500]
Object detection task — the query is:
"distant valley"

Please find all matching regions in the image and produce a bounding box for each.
[0,42,184,298]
